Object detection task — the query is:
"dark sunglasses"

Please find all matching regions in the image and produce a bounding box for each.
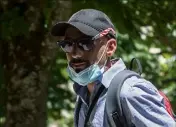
[57,38,95,53]
[57,28,116,53]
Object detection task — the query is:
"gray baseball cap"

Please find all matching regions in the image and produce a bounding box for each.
[51,9,116,38]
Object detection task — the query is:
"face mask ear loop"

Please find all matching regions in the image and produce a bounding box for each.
[103,56,111,68]
[107,57,112,67]
[96,42,109,65]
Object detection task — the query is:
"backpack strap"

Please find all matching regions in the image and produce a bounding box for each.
[75,84,106,127]
[105,70,140,127]
[84,85,105,127]
[75,96,82,127]
[86,86,108,127]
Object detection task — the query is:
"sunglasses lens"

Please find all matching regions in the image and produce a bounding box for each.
[57,38,94,52]
[78,39,94,51]
[58,40,73,53]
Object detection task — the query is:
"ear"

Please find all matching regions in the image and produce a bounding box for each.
[106,39,117,57]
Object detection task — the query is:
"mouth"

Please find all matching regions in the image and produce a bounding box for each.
[71,62,87,68]
[69,59,90,72]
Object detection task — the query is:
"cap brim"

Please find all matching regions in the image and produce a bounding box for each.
[51,21,99,37]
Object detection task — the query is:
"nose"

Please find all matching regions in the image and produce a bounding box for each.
[71,43,84,59]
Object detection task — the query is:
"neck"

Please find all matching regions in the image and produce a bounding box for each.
[87,82,95,94]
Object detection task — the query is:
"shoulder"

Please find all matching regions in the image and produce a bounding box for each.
[120,76,161,100]
[119,76,176,126]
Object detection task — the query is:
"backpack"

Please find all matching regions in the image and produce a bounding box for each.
[105,58,176,127]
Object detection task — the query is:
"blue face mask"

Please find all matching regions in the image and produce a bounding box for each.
[67,63,104,86]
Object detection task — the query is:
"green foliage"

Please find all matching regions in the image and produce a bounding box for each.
[47,50,75,126]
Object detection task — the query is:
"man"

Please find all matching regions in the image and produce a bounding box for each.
[51,9,175,127]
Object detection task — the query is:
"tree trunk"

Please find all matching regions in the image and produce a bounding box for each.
[0,0,72,127]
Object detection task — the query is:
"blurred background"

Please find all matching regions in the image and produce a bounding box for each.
[0,0,175,127]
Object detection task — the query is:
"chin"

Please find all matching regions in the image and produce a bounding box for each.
[73,65,89,73]
[71,62,90,73]
[74,68,83,73]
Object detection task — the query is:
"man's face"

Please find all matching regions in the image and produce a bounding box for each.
[63,27,109,73]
